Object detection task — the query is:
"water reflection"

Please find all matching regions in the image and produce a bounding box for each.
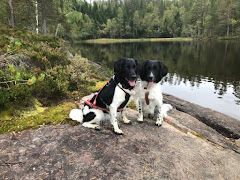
[74,41,240,119]
[162,73,240,119]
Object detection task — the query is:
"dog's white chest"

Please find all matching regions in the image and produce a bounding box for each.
[139,82,163,113]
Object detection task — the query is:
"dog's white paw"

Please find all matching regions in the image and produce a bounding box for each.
[123,116,131,124]
[137,117,144,123]
[155,117,163,126]
[155,113,164,126]
[114,128,124,135]
[137,114,144,123]
[94,125,101,131]
[155,121,162,126]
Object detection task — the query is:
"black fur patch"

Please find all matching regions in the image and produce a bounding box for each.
[140,60,168,83]
[114,58,138,90]
[119,93,130,109]
[83,112,96,122]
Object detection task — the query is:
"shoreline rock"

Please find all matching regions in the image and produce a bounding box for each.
[163,93,240,139]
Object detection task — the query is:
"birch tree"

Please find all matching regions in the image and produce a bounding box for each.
[41,0,47,34]
[35,0,39,34]
[8,0,14,28]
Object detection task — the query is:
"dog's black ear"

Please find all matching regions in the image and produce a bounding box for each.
[158,61,168,81]
[114,58,124,75]
[139,60,148,80]
[134,59,139,75]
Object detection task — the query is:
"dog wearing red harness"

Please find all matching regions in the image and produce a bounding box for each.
[137,60,172,126]
[70,58,138,135]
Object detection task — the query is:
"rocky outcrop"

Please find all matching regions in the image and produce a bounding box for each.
[1,95,240,179]
[163,93,240,139]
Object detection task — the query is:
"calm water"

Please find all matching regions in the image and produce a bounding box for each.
[74,41,240,120]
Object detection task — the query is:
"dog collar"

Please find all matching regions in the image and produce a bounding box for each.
[145,92,150,105]
[113,76,132,95]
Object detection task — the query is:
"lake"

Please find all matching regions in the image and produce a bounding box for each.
[74,40,240,120]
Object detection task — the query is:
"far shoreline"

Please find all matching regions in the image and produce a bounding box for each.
[76,36,240,44]
[79,38,193,44]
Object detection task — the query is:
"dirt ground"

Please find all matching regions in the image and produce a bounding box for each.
[1,94,240,180]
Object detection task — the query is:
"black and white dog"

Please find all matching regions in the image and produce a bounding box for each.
[69,58,138,135]
[137,60,172,126]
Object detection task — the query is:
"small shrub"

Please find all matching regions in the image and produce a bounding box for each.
[67,55,91,90]
[34,65,69,101]
[0,65,36,108]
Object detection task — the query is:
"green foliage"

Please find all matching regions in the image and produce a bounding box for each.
[67,55,91,91]
[0,28,75,110]
[0,27,102,113]
[0,66,34,109]
[62,0,240,39]
[34,65,69,101]
[1,0,240,39]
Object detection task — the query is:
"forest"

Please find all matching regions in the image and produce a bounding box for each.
[1,0,240,40]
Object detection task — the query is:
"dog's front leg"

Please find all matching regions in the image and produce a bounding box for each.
[155,105,163,126]
[122,108,131,124]
[137,99,144,123]
[109,105,123,135]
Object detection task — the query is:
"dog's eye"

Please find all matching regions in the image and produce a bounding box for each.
[133,65,136,69]
[153,65,157,70]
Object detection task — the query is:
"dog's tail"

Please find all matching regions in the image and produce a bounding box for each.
[69,109,83,123]
[162,104,173,118]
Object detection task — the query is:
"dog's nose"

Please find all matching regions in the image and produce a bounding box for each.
[148,72,154,80]
[131,74,136,79]
[148,76,153,81]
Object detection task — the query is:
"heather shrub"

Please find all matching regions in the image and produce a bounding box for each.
[67,55,91,91]
[0,64,37,108]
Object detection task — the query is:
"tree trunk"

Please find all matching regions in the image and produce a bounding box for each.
[227,12,230,36]
[198,28,201,37]
[35,0,39,34]
[55,24,60,37]
[60,0,64,13]
[8,0,14,28]
[41,0,47,34]
[226,0,232,36]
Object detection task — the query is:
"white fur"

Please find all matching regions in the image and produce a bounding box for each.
[69,109,83,123]
[137,80,172,126]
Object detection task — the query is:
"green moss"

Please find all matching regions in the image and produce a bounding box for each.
[0,102,77,134]
[127,100,137,110]
[194,132,206,139]
[0,107,14,121]
[20,98,46,117]
[88,81,107,92]
[0,98,45,121]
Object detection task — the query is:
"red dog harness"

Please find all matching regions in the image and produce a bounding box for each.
[84,79,128,112]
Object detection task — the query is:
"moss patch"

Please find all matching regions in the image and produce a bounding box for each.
[193,132,206,140]
[0,101,78,134]
[88,80,108,92]
[127,100,137,110]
